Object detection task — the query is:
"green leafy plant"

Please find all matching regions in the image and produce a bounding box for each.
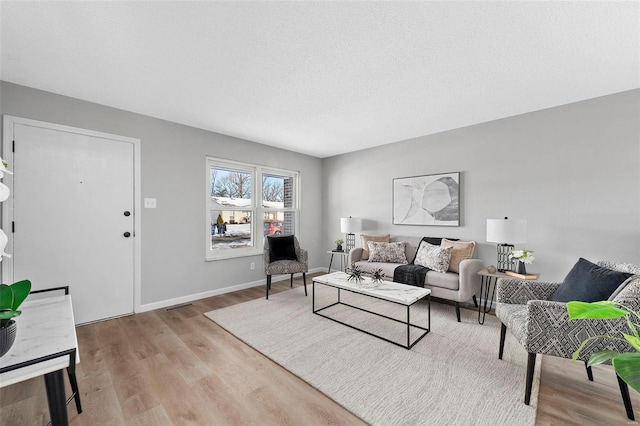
[335,238,344,245]
[0,280,31,328]
[568,300,640,393]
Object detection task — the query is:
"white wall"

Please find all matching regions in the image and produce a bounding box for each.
[0,81,324,307]
[322,90,640,282]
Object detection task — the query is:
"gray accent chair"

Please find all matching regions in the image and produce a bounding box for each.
[496,260,640,420]
[264,235,308,300]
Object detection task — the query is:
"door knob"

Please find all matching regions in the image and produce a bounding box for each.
[124,211,131,217]
[123,232,131,238]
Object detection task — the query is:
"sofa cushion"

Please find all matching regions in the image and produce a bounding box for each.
[425,270,460,290]
[414,242,452,273]
[360,234,390,260]
[368,241,408,264]
[441,239,476,273]
[495,303,529,347]
[549,257,633,303]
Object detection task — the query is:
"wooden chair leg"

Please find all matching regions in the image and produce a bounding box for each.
[617,374,635,420]
[524,352,537,405]
[266,275,271,300]
[499,323,507,360]
[303,273,307,296]
[585,361,594,381]
[455,302,461,322]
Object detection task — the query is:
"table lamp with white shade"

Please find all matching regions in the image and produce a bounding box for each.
[340,217,362,253]
[486,217,527,272]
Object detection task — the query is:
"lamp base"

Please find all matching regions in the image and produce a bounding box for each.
[497,243,514,272]
[346,233,355,253]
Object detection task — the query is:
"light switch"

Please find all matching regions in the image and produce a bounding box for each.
[144,198,157,208]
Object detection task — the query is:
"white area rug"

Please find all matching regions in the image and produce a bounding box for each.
[205,285,539,425]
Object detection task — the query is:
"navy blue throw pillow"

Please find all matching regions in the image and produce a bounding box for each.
[549,258,633,303]
[268,235,297,261]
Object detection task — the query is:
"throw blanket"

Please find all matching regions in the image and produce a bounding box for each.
[394,264,430,287]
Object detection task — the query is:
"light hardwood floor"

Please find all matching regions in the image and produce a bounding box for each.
[1,273,638,425]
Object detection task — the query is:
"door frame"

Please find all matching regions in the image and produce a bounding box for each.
[2,115,142,315]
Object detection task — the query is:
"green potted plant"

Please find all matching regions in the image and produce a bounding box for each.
[0,279,31,357]
[335,238,344,252]
[568,300,640,392]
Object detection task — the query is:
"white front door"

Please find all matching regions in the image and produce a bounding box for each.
[4,118,138,324]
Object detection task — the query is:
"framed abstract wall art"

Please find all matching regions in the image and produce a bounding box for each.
[392,172,460,226]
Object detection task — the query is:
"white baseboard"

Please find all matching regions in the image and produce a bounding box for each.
[137,267,327,313]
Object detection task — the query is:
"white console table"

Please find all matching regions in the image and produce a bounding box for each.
[0,290,81,425]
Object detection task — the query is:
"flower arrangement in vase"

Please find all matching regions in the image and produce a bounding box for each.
[334,238,344,252]
[510,249,534,274]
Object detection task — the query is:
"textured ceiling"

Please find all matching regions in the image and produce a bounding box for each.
[1,1,638,158]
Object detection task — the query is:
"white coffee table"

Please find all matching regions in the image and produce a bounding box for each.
[312,272,431,349]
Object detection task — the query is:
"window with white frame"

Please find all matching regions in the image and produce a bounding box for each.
[206,157,299,260]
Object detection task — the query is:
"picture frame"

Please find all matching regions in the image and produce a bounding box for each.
[392,172,460,226]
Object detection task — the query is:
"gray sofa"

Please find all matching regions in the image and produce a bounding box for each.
[348,235,484,321]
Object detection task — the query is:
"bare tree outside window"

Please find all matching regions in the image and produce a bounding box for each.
[212,170,252,199]
[263,178,283,202]
[210,168,217,196]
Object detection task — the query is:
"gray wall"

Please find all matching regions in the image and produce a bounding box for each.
[0,81,324,306]
[2,81,638,308]
[322,90,640,282]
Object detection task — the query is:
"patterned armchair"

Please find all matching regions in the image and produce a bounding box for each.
[264,235,308,300]
[496,260,640,420]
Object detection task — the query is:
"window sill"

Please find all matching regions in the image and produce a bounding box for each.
[206,249,263,262]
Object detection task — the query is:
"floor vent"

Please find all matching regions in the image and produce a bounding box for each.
[164,303,193,312]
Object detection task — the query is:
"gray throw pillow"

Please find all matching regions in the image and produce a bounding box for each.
[550,258,633,303]
[414,242,452,273]
[367,241,408,264]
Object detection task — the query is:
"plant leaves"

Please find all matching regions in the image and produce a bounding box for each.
[623,334,640,352]
[613,352,640,394]
[10,280,31,311]
[0,309,20,320]
[587,350,618,366]
[567,301,628,320]
[0,284,13,311]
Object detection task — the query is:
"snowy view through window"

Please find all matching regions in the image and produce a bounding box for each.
[209,164,296,251]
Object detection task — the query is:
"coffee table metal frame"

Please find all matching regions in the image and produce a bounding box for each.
[312,276,431,350]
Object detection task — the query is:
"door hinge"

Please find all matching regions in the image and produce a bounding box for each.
[12,140,15,153]
[12,221,15,233]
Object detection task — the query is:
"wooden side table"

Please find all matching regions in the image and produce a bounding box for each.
[477,269,538,325]
[327,250,348,272]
